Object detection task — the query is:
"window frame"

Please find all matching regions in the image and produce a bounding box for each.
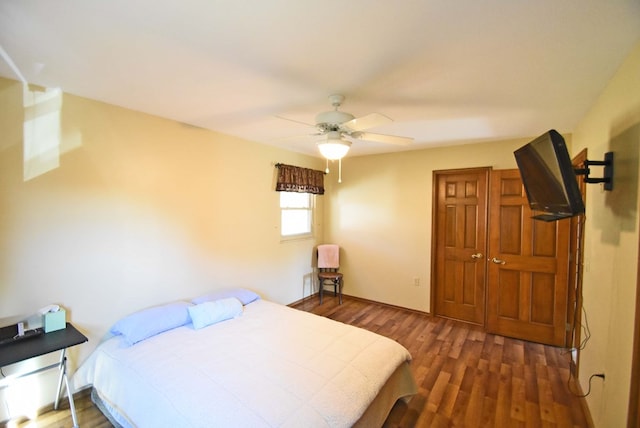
[279,191,315,241]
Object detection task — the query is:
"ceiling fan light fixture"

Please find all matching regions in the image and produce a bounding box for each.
[317,137,351,160]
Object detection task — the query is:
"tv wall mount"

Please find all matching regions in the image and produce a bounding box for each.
[574,152,614,191]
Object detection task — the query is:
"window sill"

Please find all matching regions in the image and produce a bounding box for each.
[280,233,314,243]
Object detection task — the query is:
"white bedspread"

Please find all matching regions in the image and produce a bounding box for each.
[83,300,413,427]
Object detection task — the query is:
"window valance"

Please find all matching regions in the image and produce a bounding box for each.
[275,163,325,195]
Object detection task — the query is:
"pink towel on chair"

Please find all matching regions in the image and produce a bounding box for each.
[318,244,340,268]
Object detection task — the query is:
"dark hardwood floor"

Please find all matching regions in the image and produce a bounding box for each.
[6,294,591,427]
[292,294,592,428]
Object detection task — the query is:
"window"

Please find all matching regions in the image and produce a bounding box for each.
[280,192,313,238]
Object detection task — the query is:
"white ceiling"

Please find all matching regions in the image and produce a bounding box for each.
[1,1,639,157]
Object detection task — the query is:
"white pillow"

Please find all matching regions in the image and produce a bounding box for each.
[188,298,243,329]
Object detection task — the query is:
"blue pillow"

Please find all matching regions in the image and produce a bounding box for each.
[192,287,260,306]
[110,301,192,345]
[188,298,243,329]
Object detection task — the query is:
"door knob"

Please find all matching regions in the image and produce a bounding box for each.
[471,253,483,259]
[491,257,506,265]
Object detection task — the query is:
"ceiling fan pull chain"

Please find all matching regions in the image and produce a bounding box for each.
[325,158,329,174]
[338,159,342,183]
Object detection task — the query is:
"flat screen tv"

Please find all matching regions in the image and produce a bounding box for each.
[514,129,585,221]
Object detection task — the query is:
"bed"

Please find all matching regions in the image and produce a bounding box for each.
[80,289,417,427]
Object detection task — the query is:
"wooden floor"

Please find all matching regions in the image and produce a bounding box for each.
[292,295,591,428]
[6,294,591,427]
[3,387,112,428]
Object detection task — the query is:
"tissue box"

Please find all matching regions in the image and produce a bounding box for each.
[44,310,66,333]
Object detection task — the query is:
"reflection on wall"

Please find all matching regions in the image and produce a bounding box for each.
[23,86,62,181]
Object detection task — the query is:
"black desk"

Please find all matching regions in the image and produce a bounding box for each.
[0,323,88,427]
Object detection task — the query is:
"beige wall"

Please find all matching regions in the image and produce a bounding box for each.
[324,137,530,311]
[572,42,640,427]
[0,77,325,420]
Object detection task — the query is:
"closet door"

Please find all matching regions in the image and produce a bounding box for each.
[486,169,570,346]
[432,168,489,325]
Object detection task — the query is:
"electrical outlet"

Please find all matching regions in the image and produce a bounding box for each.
[413,277,420,287]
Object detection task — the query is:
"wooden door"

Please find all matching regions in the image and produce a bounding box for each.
[567,150,587,353]
[432,168,489,325]
[486,169,570,346]
[629,224,640,428]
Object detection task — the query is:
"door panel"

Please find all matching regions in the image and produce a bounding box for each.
[567,150,587,360]
[487,169,570,346]
[433,169,489,325]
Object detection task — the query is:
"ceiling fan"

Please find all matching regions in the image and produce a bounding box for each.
[283,94,413,161]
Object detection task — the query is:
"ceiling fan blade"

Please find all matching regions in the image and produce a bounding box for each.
[340,113,392,132]
[352,132,413,146]
[274,115,316,128]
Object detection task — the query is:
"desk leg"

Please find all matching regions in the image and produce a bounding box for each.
[54,349,65,409]
[54,349,79,428]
